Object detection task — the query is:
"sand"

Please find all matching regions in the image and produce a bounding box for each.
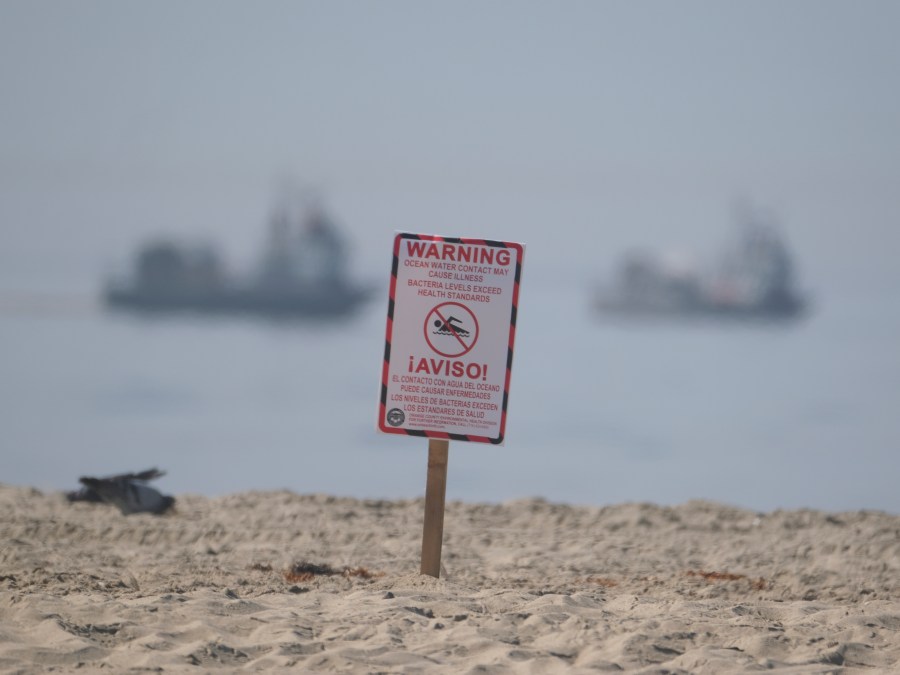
[1,484,898,674]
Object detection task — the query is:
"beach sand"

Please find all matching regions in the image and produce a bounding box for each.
[1,484,898,673]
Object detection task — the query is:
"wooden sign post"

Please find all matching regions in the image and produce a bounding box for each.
[420,438,449,577]
[378,233,524,578]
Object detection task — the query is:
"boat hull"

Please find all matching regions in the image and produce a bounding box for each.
[104,283,372,319]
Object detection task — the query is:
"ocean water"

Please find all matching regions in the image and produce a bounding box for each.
[2,278,898,515]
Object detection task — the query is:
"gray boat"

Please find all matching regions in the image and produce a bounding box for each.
[104,202,372,318]
[595,211,809,321]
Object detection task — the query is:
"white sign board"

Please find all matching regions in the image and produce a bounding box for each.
[378,233,524,444]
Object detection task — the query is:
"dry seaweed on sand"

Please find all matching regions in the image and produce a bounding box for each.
[283,561,382,583]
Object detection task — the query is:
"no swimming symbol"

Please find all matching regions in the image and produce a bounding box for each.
[424,302,479,358]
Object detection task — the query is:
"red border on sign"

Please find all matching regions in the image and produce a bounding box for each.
[378,232,524,444]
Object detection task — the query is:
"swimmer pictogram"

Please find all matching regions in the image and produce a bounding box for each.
[433,315,470,338]
[424,302,479,357]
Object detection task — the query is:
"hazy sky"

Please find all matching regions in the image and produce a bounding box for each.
[2,2,899,513]
[1,1,898,291]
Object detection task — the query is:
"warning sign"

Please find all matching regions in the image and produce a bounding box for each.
[378,233,524,444]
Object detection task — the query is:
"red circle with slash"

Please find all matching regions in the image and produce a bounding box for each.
[424,302,479,357]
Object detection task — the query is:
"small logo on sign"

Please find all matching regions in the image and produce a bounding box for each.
[386,408,405,426]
